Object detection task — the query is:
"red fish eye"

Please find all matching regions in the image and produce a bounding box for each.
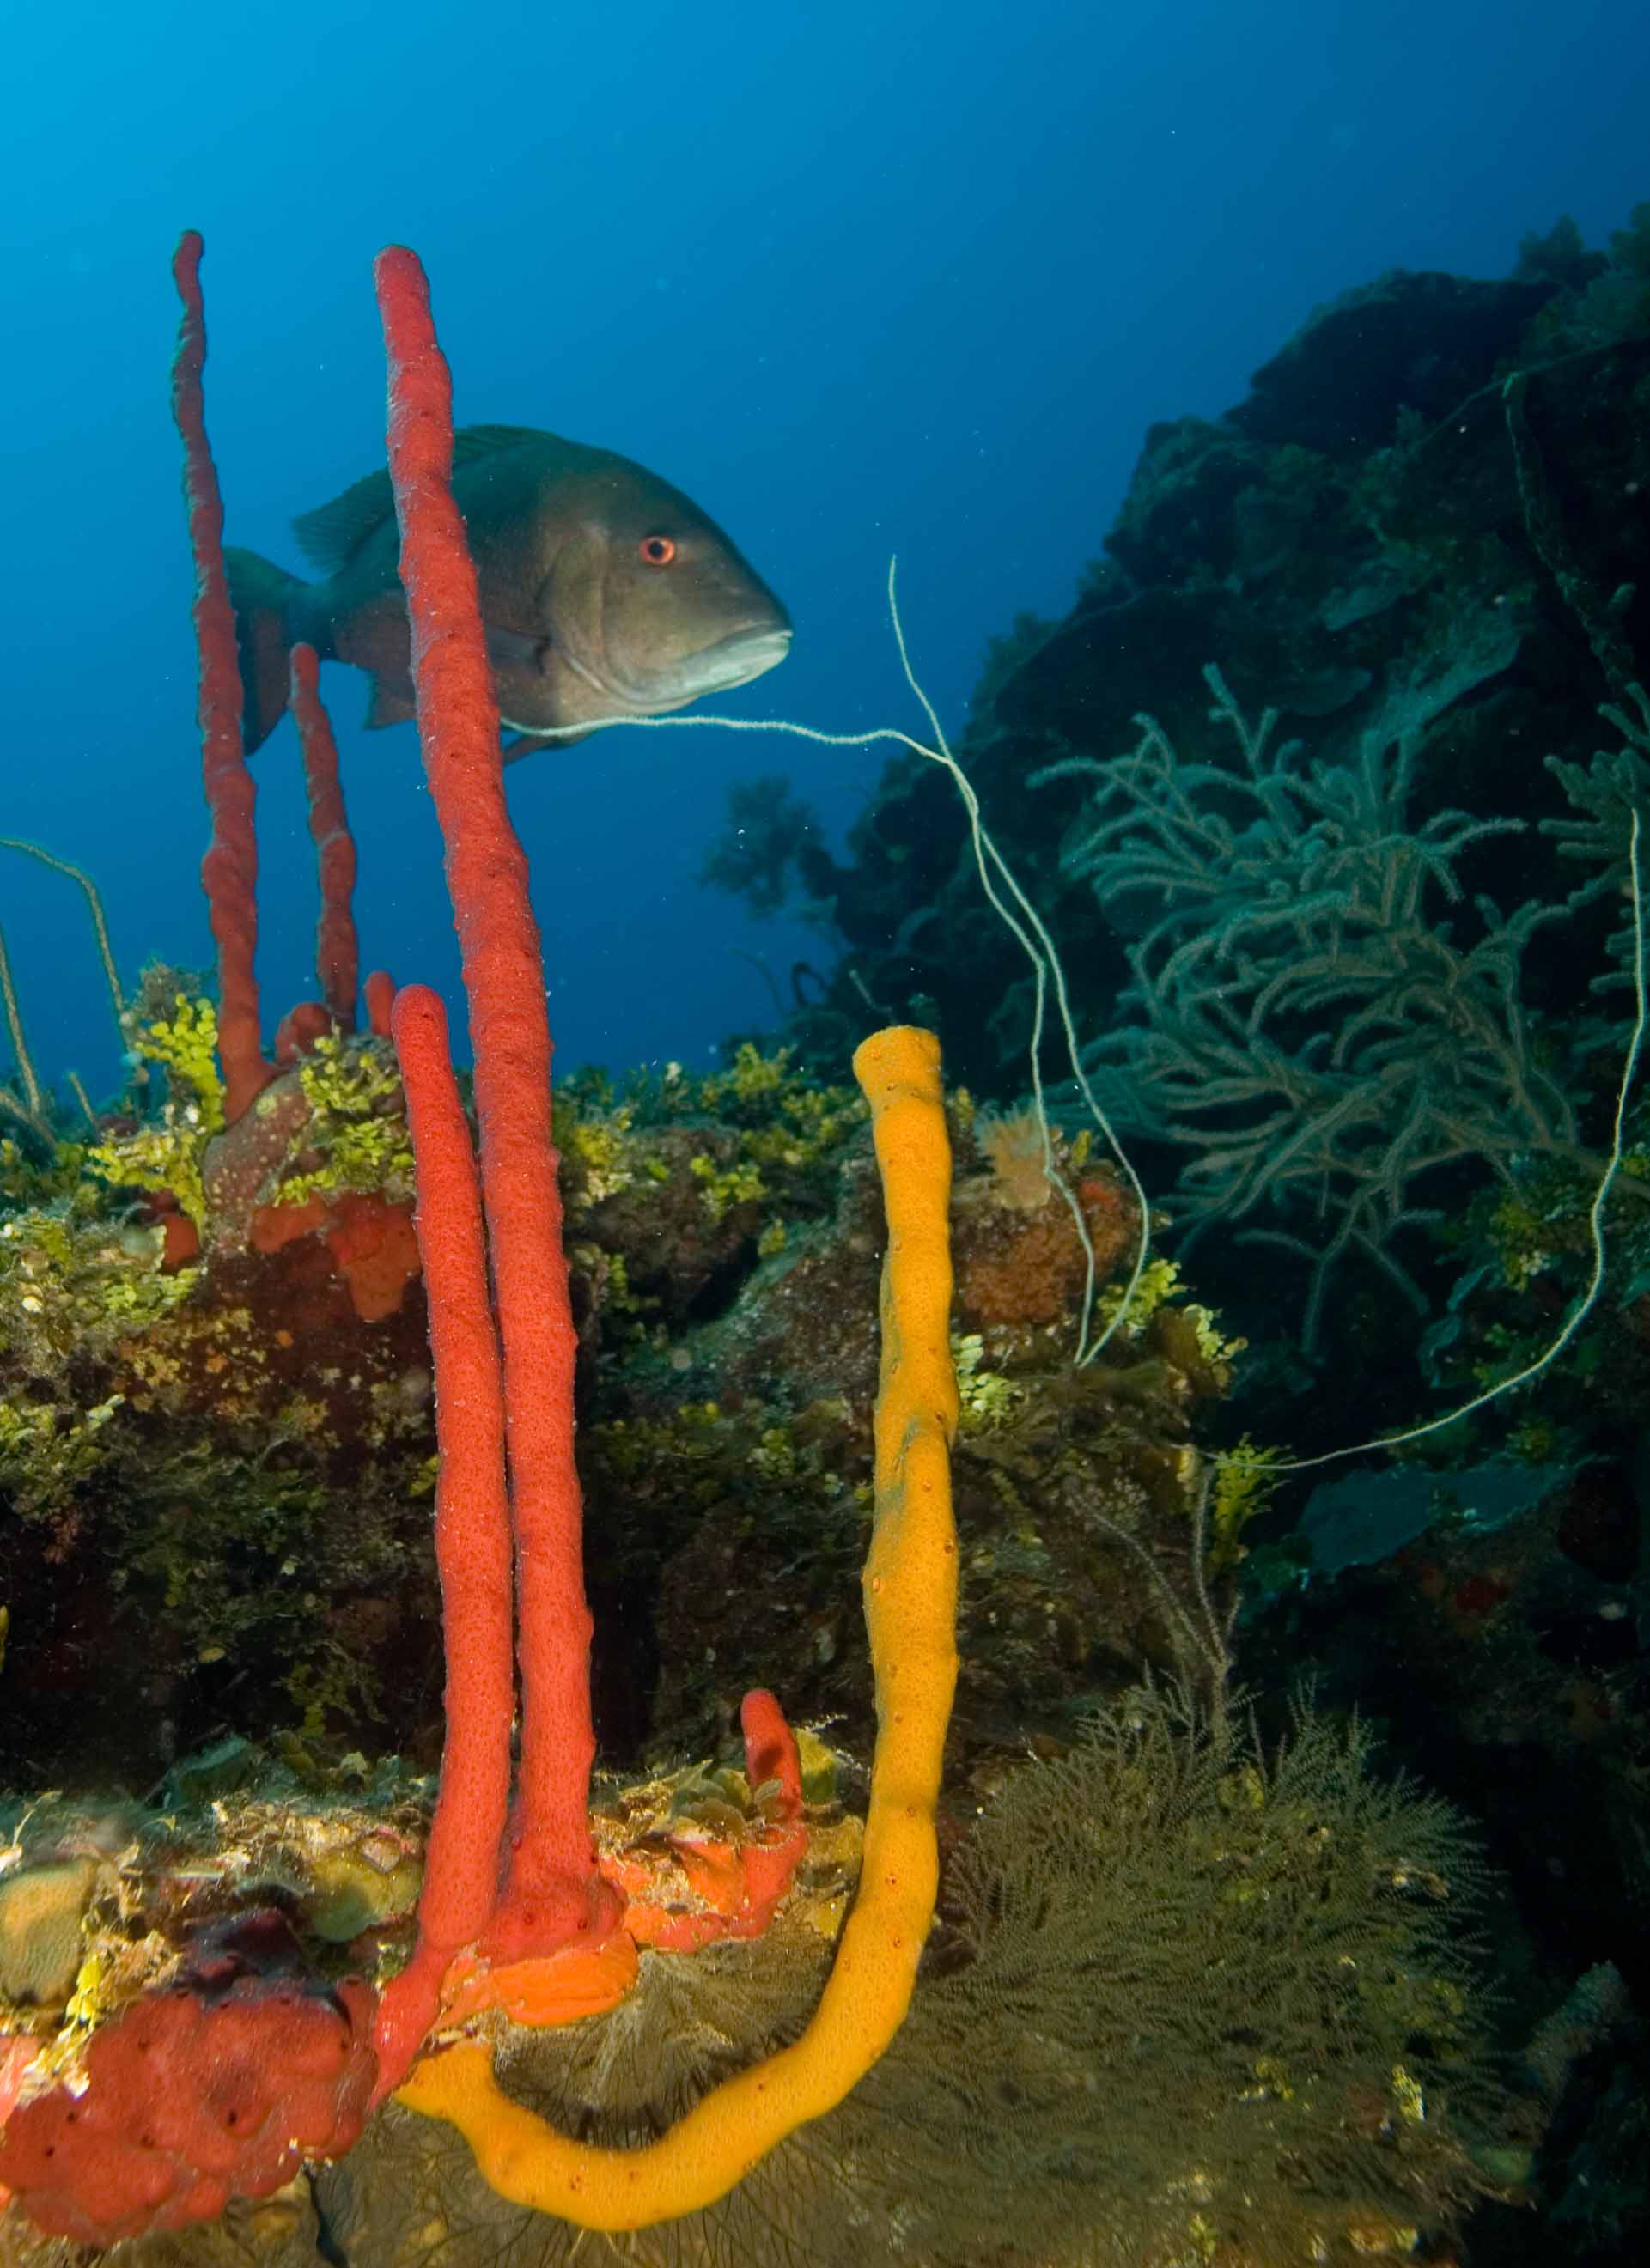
[640,534,676,565]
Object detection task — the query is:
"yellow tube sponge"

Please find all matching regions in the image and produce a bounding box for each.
[396,1025,959,2229]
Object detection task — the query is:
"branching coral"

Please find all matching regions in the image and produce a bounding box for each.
[1037,664,1641,1344]
[696,773,833,921]
[1542,680,1650,1000]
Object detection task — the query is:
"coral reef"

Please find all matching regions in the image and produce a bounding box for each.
[685,215,1650,2268]
[314,1689,1518,2267]
[9,218,1649,2262]
[3,974,1192,1796]
[0,1007,438,1784]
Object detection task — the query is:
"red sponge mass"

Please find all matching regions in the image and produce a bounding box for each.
[0,1913,376,2244]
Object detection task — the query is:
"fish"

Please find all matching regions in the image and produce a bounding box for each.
[224,424,792,757]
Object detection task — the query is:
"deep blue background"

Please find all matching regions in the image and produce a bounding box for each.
[2,1,1646,1105]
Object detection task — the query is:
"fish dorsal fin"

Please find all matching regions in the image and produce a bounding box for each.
[292,428,548,575]
[292,470,398,575]
[451,423,545,465]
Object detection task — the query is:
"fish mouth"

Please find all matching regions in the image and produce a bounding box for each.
[679,622,793,696]
[575,621,792,714]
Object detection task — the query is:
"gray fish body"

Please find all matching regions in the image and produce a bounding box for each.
[226,425,791,754]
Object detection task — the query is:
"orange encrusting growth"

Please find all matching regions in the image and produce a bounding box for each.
[606,1687,810,1952]
[397,1024,960,2229]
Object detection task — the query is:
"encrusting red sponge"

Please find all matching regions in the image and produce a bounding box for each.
[0,1912,376,2244]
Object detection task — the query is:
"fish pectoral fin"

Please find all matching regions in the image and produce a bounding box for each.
[484,622,552,675]
[364,672,418,730]
[502,726,589,763]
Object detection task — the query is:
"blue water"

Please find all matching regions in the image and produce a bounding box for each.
[2,0,1646,1101]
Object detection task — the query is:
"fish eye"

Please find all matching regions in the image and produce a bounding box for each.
[639,534,677,566]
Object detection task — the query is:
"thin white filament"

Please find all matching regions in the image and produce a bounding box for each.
[507,560,1155,1363]
[507,583,1646,1462]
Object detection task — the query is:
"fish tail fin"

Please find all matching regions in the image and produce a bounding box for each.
[223,548,308,752]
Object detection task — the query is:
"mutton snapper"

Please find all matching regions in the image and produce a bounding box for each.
[225,423,792,756]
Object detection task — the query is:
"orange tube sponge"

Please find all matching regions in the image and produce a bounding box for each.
[397,1024,959,2229]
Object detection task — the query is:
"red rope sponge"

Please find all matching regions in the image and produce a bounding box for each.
[371,982,514,2095]
[169,231,275,1125]
[364,969,396,1037]
[374,246,618,1967]
[290,641,360,1031]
